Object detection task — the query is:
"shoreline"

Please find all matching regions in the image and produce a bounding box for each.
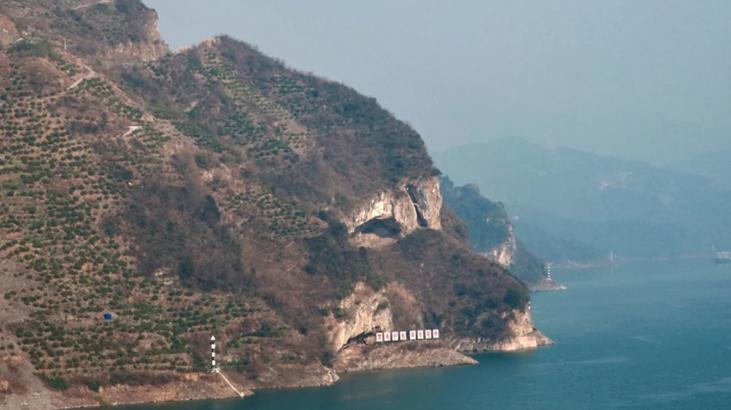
[4,337,551,410]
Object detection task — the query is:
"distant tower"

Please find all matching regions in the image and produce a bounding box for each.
[211,335,216,371]
[545,262,553,281]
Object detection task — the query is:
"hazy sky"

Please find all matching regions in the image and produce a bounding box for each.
[144,0,731,165]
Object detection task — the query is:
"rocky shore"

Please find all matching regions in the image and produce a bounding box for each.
[529,278,567,292]
[1,330,552,410]
[333,343,477,373]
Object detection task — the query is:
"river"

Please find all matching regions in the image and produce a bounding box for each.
[115,258,731,409]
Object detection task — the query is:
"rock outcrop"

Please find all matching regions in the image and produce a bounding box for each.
[326,282,395,352]
[530,277,568,292]
[97,17,167,66]
[253,363,340,389]
[405,177,442,230]
[328,283,549,374]
[333,343,477,373]
[485,224,517,267]
[347,176,442,247]
[440,177,562,289]
[451,309,553,352]
[326,281,430,353]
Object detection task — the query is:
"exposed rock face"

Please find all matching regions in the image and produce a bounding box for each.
[254,362,340,389]
[530,277,567,292]
[325,281,427,354]
[486,224,517,267]
[93,373,254,407]
[405,177,442,230]
[100,37,167,64]
[347,176,442,247]
[451,309,552,352]
[440,177,556,288]
[325,282,395,351]
[333,343,477,373]
[94,8,168,67]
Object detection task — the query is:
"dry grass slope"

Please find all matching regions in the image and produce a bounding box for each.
[0,0,535,402]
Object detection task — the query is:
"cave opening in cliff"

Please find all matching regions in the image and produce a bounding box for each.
[355,217,402,238]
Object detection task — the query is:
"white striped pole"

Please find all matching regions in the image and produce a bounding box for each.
[211,335,216,371]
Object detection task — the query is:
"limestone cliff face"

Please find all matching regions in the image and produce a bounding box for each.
[485,224,517,267]
[325,281,425,352]
[440,178,553,287]
[326,282,479,375]
[96,9,168,66]
[346,176,442,247]
[327,282,550,373]
[333,343,477,373]
[325,282,394,352]
[451,309,552,352]
[348,189,418,233]
[405,177,442,230]
[0,1,168,67]
[254,363,339,389]
[99,36,167,65]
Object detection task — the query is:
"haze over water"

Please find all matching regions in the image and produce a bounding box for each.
[115,259,731,409]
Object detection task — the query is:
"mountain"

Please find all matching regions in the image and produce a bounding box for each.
[673,149,731,191]
[0,1,548,407]
[437,138,731,262]
[440,177,561,290]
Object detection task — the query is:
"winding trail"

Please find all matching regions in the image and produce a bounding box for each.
[122,125,141,137]
[67,69,96,90]
[214,368,245,398]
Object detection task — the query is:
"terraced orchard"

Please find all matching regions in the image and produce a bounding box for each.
[0,43,298,389]
[0,0,537,403]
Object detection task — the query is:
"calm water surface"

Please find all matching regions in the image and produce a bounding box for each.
[116,259,731,409]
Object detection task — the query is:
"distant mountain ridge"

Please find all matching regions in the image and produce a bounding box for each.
[437,138,731,261]
[673,149,731,191]
[440,177,560,290]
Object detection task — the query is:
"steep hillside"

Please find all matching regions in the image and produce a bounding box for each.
[440,177,561,290]
[437,138,731,261]
[673,149,731,191]
[0,1,548,407]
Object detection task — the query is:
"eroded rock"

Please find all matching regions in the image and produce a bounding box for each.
[451,309,553,352]
[326,282,394,351]
[346,176,442,247]
[485,224,517,267]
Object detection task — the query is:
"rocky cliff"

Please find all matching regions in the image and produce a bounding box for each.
[440,177,563,290]
[0,1,548,408]
[346,177,442,247]
[327,281,551,373]
[451,309,552,352]
[486,224,517,267]
[325,282,396,351]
